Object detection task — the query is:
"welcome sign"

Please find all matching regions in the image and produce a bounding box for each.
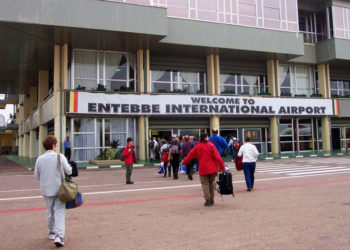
[66,91,334,116]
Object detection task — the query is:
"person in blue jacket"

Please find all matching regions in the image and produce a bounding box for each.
[209,128,229,157]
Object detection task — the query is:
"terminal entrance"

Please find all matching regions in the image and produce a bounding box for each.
[331,128,341,150]
[150,129,207,141]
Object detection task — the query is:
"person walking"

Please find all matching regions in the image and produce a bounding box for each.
[209,128,229,157]
[182,133,225,206]
[149,137,158,162]
[228,137,240,162]
[181,135,196,180]
[122,137,137,184]
[237,137,259,192]
[34,135,72,247]
[168,138,181,180]
[63,136,71,161]
[160,140,171,177]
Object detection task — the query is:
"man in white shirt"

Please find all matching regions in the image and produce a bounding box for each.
[237,137,259,192]
[34,135,72,247]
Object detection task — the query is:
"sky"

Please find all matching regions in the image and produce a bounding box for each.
[0,95,14,123]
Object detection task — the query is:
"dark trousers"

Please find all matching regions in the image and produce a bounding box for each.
[64,148,71,161]
[126,164,133,182]
[186,159,196,179]
[242,162,256,189]
[171,157,180,179]
[232,150,238,161]
[163,162,171,177]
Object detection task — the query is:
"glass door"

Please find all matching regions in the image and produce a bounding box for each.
[243,128,262,152]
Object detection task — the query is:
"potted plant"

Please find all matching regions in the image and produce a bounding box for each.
[96,84,106,91]
[157,89,168,93]
[294,94,307,97]
[281,93,292,97]
[75,85,86,91]
[221,90,236,95]
[310,94,322,98]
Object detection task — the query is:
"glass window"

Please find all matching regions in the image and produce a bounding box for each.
[279,119,294,152]
[151,70,206,94]
[330,79,350,97]
[220,73,267,95]
[73,50,135,92]
[72,118,136,162]
[280,65,315,96]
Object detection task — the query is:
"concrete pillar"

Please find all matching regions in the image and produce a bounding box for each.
[137,49,144,93]
[29,129,37,158]
[54,44,68,153]
[145,49,150,93]
[207,55,215,95]
[23,133,30,157]
[317,63,331,98]
[138,116,146,161]
[267,59,276,97]
[210,116,220,136]
[29,86,38,112]
[23,95,31,118]
[18,136,23,156]
[270,116,280,155]
[38,125,48,155]
[214,54,221,95]
[38,71,49,104]
[322,117,331,152]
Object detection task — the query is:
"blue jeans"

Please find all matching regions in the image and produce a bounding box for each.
[242,162,256,189]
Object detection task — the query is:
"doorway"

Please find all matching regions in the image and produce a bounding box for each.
[151,130,172,141]
[220,129,238,144]
[331,128,341,150]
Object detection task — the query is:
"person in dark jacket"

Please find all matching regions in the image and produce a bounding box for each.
[122,137,137,184]
[181,135,196,180]
[168,137,181,180]
[182,133,225,206]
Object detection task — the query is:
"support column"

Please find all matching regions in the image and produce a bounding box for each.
[210,116,220,136]
[138,116,146,161]
[214,54,221,95]
[38,71,49,104]
[23,133,30,157]
[23,95,31,118]
[267,59,276,97]
[270,116,280,155]
[29,86,38,113]
[321,117,331,152]
[29,129,37,158]
[207,55,215,95]
[137,49,144,93]
[318,63,331,152]
[54,44,68,153]
[18,136,23,156]
[38,125,48,155]
[145,49,150,93]
[317,63,331,98]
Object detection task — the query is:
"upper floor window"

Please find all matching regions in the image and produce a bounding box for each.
[113,0,299,32]
[332,6,350,39]
[220,74,268,95]
[151,70,206,94]
[279,65,316,97]
[299,10,317,43]
[330,80,350,97]
[72,49,136,92]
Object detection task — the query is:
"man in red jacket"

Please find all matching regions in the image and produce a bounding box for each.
[182,133,225,206]
[122,137,137,184]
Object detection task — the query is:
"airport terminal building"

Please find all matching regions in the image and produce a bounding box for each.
[2,0,350,162]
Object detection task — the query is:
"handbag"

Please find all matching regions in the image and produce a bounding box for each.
[57,154,78,203]
[66,191,84,209]
[235,155,243,171]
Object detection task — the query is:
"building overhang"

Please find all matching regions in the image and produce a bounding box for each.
[316,38,350,63]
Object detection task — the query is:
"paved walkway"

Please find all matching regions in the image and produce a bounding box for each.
[0,156,27,174]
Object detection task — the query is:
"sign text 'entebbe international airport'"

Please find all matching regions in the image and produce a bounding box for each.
[67,92,335,116]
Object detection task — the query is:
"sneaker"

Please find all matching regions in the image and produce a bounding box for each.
[49,234,56,240]
[247,188,252,192]
[126,181,134,184]
[54,236,64,247]
[204,200,212,207]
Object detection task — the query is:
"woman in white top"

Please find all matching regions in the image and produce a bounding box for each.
[237,137,259,192]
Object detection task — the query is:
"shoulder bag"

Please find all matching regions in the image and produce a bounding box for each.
[57,154,78,203]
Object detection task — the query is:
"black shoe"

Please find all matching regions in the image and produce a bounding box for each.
[174,176,178,180]
[188,176,193,180]
[247,188,251,192]
[126,181,134,184]
[210,199,214,205]
[204,201,212,207]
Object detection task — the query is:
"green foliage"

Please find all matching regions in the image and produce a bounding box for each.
[294,94,307,97]
[96,84,106,91]
[158,89,169,93]
[96,148,116,160]
[110,140,120,149]
[115,86,134,92]
[172,89,187,94]
[281,93,292,97]
[75,85,86,90]
[311,94,322,98]
[221,90,236,95]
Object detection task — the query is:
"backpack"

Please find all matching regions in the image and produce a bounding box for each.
[149,141,155,149]
[234,141,240,151]
[171,145,179,155]
[119,148,125,161]
[217,170,235,197]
